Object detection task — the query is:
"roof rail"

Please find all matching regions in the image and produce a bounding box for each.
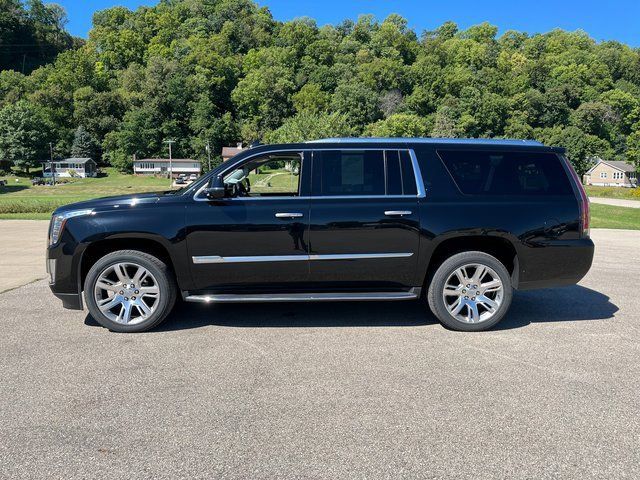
[307,137,545,147]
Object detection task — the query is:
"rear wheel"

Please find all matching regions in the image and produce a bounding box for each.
[84,250,177,333]
[427,251,513,331]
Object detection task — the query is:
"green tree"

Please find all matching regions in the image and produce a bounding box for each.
[71,125,99,159]
[627,129,640,171]
[365,113,431,137]
[265,112,354,143]
[232,63,296,139]
[331,82,381,131]
[570,101,616,138]
[0,0,75,73]
[537,126,612,175]
[0,100,51,173]
[292,83,330,114]
[431,105,461,138]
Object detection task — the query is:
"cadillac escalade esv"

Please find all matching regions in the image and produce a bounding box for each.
[47,138,594,332]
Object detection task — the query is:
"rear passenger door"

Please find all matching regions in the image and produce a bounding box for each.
[308,149,421,289]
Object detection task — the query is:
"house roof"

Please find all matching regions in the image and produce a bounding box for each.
[136,158,198,164]
[222,147,244,158]
[586,159,636,174]
[60,158,94,164]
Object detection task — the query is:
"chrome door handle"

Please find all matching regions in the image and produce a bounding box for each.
[384,210,412,216]
[275,212,304,219]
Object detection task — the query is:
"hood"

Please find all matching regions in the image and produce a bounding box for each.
[53,191,171,215]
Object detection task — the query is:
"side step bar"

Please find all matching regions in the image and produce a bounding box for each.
[184,290,420,304]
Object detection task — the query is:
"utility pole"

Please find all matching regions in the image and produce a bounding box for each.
[49,142,56,186]
[206,141,212,171]
[163,139,175,185]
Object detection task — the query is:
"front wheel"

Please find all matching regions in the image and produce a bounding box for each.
[427,251,513,332]
[84,250,177,333]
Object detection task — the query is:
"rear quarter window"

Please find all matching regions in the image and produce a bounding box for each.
[437,150,573,196]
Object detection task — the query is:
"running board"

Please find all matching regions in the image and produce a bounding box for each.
[184,290,420,304]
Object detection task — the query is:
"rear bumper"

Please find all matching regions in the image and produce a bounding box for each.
[517,238,595,290]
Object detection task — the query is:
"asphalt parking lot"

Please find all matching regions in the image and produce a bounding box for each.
[0,228,639,479]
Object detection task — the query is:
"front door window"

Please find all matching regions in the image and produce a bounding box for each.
[223,153,302,198]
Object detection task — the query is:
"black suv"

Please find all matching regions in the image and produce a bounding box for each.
[47,138,594,332]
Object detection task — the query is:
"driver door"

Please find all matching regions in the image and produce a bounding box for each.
[186,150,311,292]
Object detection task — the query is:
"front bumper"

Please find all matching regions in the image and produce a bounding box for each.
[47,244,84,311]
[52,291,83,310]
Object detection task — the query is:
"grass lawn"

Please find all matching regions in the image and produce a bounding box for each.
[590,203,640,230]
[585,185,640,200]
[0,212,51,220]
[248,168,299,194]
[0,168,174,215]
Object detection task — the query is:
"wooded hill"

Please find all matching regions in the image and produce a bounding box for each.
[1,0,639,175]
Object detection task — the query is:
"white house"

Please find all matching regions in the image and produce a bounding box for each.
[133,158,201,177]
[43,158,97,178]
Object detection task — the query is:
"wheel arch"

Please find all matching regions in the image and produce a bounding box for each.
[80,236,179,292]
[423,234,520,290]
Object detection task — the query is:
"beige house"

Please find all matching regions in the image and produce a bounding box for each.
[583,159,637,187]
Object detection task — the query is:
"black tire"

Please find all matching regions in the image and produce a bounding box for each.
[84,250,177,333]
[427,251,513,332]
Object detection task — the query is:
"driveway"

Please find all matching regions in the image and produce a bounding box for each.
[0,229,639,479]
[589,196,640,208]
[0,220,49,292]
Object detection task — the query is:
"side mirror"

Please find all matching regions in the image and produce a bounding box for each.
[204,175,225,199]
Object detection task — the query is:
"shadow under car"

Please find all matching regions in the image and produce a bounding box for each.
[84,285,617,333]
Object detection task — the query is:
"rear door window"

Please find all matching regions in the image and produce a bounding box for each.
[312,150,385,196]
[438,150,573,195]
[312,149,417,196]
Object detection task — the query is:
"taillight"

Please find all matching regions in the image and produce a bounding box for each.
[562,156,590,237]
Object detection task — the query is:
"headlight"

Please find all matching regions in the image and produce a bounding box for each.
[49,209,94,246]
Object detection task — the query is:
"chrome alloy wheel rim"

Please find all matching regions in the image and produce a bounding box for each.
[442,263,504,324]
[94,262,160,325]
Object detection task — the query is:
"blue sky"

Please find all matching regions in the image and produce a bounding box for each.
[57,0,640,46]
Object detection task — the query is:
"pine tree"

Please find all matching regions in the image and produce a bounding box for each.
[70,125,99,160]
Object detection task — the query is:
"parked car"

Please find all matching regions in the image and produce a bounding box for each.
[31,177,46,186]
[47,138,594,333]
[178,173,188,179]
[189,173,198,181]
[174,177,186,185]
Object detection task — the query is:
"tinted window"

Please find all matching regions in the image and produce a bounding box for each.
[400,150,417,195]
[438,150,573,195]
[314,150,385,196]
[386,151,403,195]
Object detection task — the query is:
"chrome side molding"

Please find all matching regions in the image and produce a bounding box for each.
[185,290,420,304]
[192,252,414,264]
[192,255,308,264]
[308,252,413,261]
